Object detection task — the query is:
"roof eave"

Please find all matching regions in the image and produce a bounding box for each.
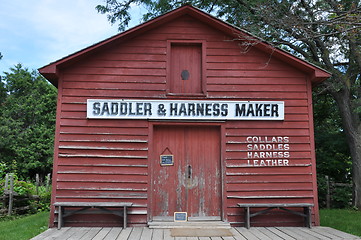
[38,64,59,87]
[38,5,331,87]
[255,41,331,84]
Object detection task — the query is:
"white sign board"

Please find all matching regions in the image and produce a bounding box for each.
[87,99,284,120]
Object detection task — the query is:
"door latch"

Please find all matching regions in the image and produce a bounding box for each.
[188,165,192,179]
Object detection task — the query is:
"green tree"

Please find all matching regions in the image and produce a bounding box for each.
[0,64,57,179]
[96,0,361,208]
[0,79,6,105]
[314,93,351,183]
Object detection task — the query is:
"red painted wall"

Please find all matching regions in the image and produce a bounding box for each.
[48,13,320,227]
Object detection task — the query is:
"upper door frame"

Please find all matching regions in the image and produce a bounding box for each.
[166,40,207,97]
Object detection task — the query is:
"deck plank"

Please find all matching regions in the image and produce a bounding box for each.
[297,227,332,240]
[273,227,306,240]
[317,227,360,239]
[309,227,343,239]
[60,227,81,239]
[116,227,133,240]
[42,227,73,240]
[198,237,211,240]
[92,227,113,240]
[128,227,144,239]
[140,227,154,240]
[163,229,175,240]
[287,227,320,240]
[265,227,296,240]
[79,227,102,240]
[174,237,187,240]
[222,235,237,240]
[248,228,274,240]
[30,229,54,240]
[230,228,248,240]
[102,227,123,240]
[152,228,164,240]
[235,227,261,240]
[185,237,199,240]
[30,226,361,240]
[67,227,93,240]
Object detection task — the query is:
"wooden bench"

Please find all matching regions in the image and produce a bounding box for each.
[54,202,133,229]
[237,203,314,229]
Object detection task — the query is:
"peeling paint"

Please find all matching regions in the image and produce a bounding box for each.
[177,165,183,211]
[157,188,169,216]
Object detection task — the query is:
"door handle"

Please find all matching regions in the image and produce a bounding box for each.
[188,165,192,179]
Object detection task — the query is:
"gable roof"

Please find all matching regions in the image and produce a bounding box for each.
[39,5,330,87]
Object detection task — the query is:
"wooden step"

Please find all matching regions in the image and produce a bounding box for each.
[148,221,231,229]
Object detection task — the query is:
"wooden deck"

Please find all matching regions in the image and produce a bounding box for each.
[31,226,361,240]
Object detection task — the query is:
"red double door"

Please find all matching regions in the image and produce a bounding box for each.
[152,126,222,220]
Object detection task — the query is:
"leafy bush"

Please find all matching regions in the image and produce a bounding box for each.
[0,176,35,196]
[13,181,34,196]
[30,186,51,212]
[318,174,352,209]
[0,174,51,215]
[317,175,327,208]
[332,185,352,208]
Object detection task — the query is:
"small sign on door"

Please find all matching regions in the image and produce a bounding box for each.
[160,155,174,166]
[174,212,187,222]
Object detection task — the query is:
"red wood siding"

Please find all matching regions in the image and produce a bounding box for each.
[55,118,149,226]
[50,14,318,227]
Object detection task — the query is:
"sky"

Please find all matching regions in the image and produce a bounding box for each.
[0,0,145,75]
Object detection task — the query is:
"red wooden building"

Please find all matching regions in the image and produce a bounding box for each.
[39,5,330,228]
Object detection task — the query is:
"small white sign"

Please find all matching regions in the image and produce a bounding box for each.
[174,212,187,222]
[87,99,284,120]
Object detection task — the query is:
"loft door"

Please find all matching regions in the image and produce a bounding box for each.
[152,126,221,220]
[170,44,202,94]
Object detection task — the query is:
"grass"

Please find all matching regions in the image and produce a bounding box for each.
[0,211,49,240]
[320,208,361,237]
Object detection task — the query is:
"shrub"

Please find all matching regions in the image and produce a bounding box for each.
[0,174,51,215]
[318,174,352,209]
